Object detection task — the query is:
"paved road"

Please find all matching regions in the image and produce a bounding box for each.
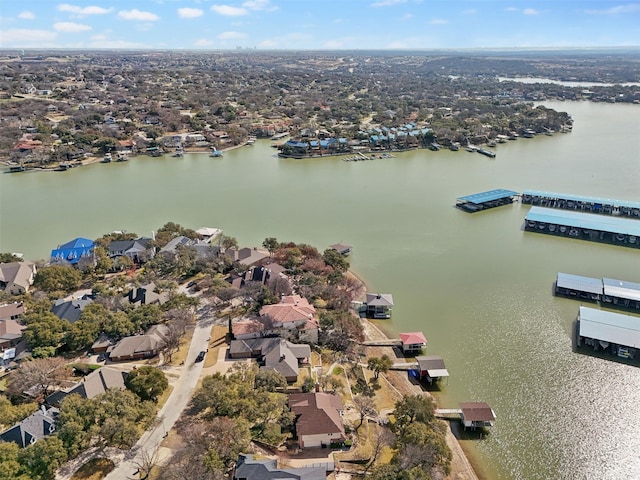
[104,316,214,480]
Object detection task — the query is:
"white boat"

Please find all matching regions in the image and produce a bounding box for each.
[210,147,223,157]
[101,153,112,163]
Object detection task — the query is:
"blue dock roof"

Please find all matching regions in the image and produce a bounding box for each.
[457,189,519,204]
[526,207,640,236]
[523,190,640,210]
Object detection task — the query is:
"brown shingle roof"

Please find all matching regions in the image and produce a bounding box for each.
[289,392,345,439]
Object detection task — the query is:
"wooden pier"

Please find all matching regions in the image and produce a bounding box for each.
[361,339,401,347]
[435,409,462,420]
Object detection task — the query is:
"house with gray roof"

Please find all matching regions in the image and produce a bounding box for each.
[0,261,37,295]
[51,297,93,324]
[45,367,126,407]
[229,337,310,383]
[108,324,169,362]
[234,454,327,480]
[0,406,59,448]
[124,283,169,306]
[108,238,154,263]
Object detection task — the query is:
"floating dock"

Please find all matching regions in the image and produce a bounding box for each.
[455,189,519,213]
[524,207,640,249]
[555,272,640,311]
[522,190,640,218]
[576,306,640,360]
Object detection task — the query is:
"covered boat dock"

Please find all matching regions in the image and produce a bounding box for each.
[555,273,640,311]
[524,207,640,248]
[455,189,519,213]
[416,355,449,384]
[522,190,640,218]
[576,306,640,360]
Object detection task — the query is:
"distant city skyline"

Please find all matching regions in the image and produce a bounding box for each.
[1,1,639,50]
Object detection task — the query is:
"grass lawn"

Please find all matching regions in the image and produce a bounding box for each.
[70,458,115,480]
[203,325,227,368]
[155,384,174,410]
[166,329,194,367]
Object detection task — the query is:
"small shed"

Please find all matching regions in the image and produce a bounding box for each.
[365,293,394,319]
[415,355,449,383]
[459,402,496,430]
[399,331,427,355]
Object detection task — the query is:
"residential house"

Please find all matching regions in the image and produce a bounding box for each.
[259,295,319,343]
[0,261,37,294]
[107,324,169,361]
[224,247,268,267]
[108,238,154,263]
[45,367,126,407]
[328,242,352,256]
[50,237,95,266]
[0,406,59,448]
[0,318,25,350]
[0,302,25,322]
[229,262,289,291]
[232,317,266,340]
[229,337,310,383]
[51,297,93,324]
[399,331,427,355]
[124,283,169,306]
[159,236,194,256]
[365,293,394,319]
[288,392,346,449]
[234,454,327,480]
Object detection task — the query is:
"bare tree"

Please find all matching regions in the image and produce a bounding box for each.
[8,357,71,398]
[353,394,376,430]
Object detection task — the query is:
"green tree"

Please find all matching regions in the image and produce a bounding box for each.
[262,237,279,256]
[367,355,392,380]
[125,366,168,402]
[66,319,100,351]
[0,441,30,480]
[92,246,114,275]
[392,394,436,437]
[0,252,23,263]
[0,395,38,430]
[33,265,82,294]
[254,368,287,392]
[22,312,68,353]
[220,235,238,251]
[323,248,349,272]
[19,436,68,480]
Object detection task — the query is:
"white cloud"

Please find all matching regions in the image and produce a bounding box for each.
[1,29,58,46]
[403,13,414,19]
[211,5,248,16]
[258,39,278,48]
[18,11,36,20]
[195,38,215,47]
[54,21,92,32]
[88,39,148,49]
[523,8,539,15]
[371,0,406,6]
[57,4,112,15]
[506,7,519,12]
[242,0,278,11]
[118,9,159,21]
[586,4,640,14]
[178,8,204,19]
[429,18,449,24]
[217,31,247,39]
[462,8,477,15]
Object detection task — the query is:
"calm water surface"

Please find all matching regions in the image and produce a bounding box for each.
[1,101,640,479]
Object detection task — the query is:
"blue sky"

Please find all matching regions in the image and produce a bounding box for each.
[1,1,639,50]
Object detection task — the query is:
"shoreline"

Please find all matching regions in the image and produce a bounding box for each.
[351,271,480,480]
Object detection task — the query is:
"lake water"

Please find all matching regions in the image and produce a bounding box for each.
[498,77,640,87]
[1,101,640,479]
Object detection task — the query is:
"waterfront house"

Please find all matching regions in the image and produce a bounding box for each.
[399,331,427,355]
[289,392,346,449]
[259,295,319,343]
[459,402,496,430]
[223,246,269,267]
[234,454,328,480]
[229,337,310,383]
[0,406,59,448]
[329,242,352,256]
[124,283,169,306]
[365,293,394,319]
[0,262,37,295]
[50,237,95,266]
[108,238,154,263]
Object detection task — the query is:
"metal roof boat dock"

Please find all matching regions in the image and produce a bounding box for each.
[522,190,640,218]
[576,306,640,360]
[555,273,640,311]
[455,189,519,213]
[524,207,640,248]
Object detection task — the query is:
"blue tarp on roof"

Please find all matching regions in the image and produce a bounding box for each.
[526,207,640,236]
[457,189,519,204]
[51,237,94,265]
[523,190,640,210]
